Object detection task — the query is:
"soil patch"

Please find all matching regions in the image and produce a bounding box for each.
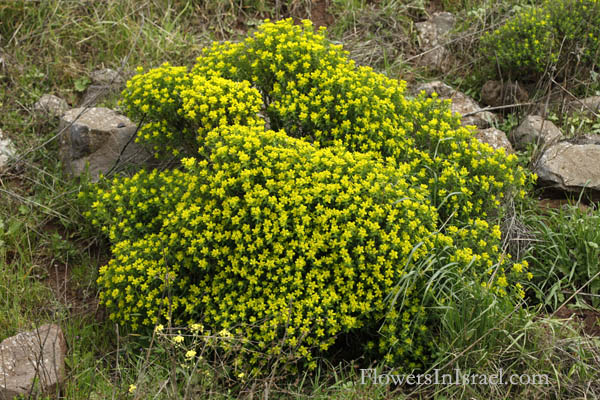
[538,198,592,214]
[41,220,107,322]
[310,0,334,28]
[553,306,600,337]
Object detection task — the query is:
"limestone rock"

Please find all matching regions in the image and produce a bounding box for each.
[568,96,600,117]
[480,80,529,108]
[59,107,151,181]
[535,141,600,192]
[415,12,456,71]
[33,94,69,118]
[0,129,16,171]
[570,134,600,145]
[81,68,125,107]
[90,68,123,86]
[0,324,67,399]
[475,127,514,154]
[510,115,562,150]
[413,80,498,128]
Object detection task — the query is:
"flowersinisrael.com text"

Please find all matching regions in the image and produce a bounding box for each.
[360,368,549,386]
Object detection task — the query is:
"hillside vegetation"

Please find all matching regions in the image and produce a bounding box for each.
[1,1,600,399]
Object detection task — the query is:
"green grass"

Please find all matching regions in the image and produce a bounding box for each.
[521,199,600,310]
[2,0,600,399]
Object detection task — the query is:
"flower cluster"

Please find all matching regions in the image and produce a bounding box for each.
[481,0,600,80]
[191,19,351,98]
[119,64,263,157]
[190,19,528,224]
[86,18,533,372]
[147,323,248,391]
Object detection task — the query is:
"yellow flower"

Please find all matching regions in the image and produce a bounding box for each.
[173,334,184,344]
[185,350,197,359]
[512,263,523,273]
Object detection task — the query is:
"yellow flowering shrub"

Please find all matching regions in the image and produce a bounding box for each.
[85,124,445,371]
[84,18,533,373]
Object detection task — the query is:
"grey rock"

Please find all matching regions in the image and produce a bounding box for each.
[413,80,498,128]
[0,129,16,171]
[567,96,600,117]
[570,134,600,145]
[415,12,456,71]
[475,127,514,154]
[0,324,66,399]
[413,80,455,98]
[480,80,529,108]
[90,68,123,86]
[33,94,69,118]
[429,12,456,33]
[81,68,125,107]
[535,141,600,192]
[510,115,562,150]
[80,85,108,107]
[59,107,151,181]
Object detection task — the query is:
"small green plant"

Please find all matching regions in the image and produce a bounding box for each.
[74,76,91,93]
[481,0,600,81]
[547,110,600,137]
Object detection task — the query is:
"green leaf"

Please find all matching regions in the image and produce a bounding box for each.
[74,76,91,93]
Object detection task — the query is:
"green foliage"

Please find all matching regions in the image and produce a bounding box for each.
[481,5,556,78]
[0,0,202,93]
[481,0,600,80]
[83,18,532,373]
[547,110,600,137]
[74,76,91,93]
[441,0,486,13]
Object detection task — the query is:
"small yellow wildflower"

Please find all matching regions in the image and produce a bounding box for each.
[173,334,184,344]
[185,350,197,359]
